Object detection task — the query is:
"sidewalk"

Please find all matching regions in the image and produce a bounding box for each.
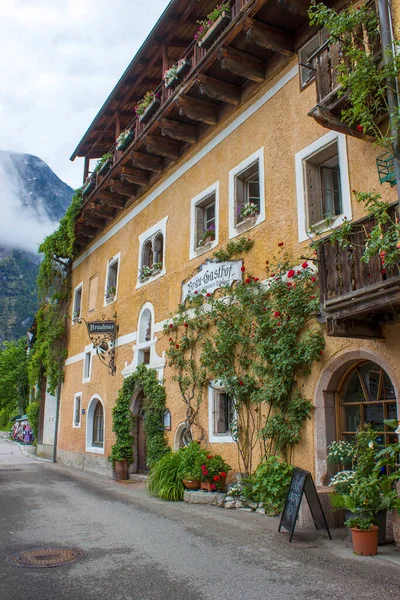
[5,438,52,462]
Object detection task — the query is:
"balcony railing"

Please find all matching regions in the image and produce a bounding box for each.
[82,0,249,196]
[317,205,400,337]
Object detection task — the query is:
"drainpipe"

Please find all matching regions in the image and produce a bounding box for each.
[52,378,62,463]
[378,0,400,202]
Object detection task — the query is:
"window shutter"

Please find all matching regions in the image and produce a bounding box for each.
[305,162,322,226]
[196,206,204,247]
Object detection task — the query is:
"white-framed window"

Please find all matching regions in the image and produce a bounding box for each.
[136,217,168,288]
[72,282,83,323]
[298,28,329,89]
[88,273,99,312]
[73,392,82,428]
[295,132,352,242]
[208,381,235,443]
[229,148,265,239]
[86,395,105,454]
[189,182,219,260]
[83,346,93,383]
[104,253,120,305]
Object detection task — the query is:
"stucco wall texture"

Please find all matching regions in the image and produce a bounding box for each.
[57,54,399,478]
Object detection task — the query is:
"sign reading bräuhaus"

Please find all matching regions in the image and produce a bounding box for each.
[182,260,242,301]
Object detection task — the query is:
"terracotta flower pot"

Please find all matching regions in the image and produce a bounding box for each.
[182,479,200,490]
[351,526,378,556]
[200,477,226,493]
[113,459,128,481]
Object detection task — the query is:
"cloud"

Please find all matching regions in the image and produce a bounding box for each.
[0,155,56,253]
[0,0,170,189]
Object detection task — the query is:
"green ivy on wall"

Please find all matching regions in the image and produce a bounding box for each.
[109,364,169,468]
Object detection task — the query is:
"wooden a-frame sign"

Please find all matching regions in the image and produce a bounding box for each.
[278,468,332,543]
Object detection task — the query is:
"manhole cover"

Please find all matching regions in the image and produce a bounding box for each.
[7,548,86,568]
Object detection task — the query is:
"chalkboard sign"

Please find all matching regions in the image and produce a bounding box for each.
[278,468,332,543]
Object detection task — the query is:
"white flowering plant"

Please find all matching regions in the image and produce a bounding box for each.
[237,202,259,222]
[226,483,242,498]
[329,470,356,494]
[327,440,356,468]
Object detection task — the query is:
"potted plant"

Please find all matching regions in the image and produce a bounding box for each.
[94,152,114,176]
[139,261,163,283]
[344,516,379,556]
[135,91,160,124]
[72,311,80,323]
[82,175,96,196]
[178,441,208,489]
[176,58,191,78]
[199,453,231,492]
[105,285,116,300]
[164,64,179,89]
[197,225,216,248]
[194,3,231,49]
[116,129,135,151]
[237,202,259,227]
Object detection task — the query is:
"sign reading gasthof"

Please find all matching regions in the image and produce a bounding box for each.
[87,321,116,335]
[182,260,243,301]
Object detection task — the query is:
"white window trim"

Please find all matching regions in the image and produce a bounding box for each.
[103,252,121,307]
[228,147,265,240]
[189,181,219,261]
[295,131,352,243]
[136,216,168,289]
[72,392,82,428]
[86,395,105,454]
[208,381,235,444]
[72,281,83,325]
[82,344,93,384]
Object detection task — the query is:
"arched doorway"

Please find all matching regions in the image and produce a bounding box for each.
[314,350,399,486]
[131,389,148,473]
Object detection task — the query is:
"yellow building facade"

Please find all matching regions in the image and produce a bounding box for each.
[54,0,400,485]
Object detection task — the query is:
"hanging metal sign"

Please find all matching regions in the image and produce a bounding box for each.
[79,315,118,375]
[87,321,116,335]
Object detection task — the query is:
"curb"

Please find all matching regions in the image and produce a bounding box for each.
[5,439,52,463]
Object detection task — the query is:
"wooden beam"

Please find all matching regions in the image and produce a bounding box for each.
[219,47,265,83]
[120,165,149,185]
[86,203,115,219]
[84,216,107,229]
[160,118,198,143]
[176,96,218,126]
[244,18,294,56]
[197,74,241,106]
[327,318,383,339]
[308,106,375,142]
[131,151,164,173]
[98,190,127,208]
[110,179,137,197]
[75,224,98,239]
[145,135,181,159]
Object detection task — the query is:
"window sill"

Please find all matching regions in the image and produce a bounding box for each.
[135,268,166,289]
[209,434,235,444]
[72,424,81,429]
[230,213,264,240]
[305,212,349,241]
[103,295,117,307]
[190,239,218,261]
[86,445,104,455]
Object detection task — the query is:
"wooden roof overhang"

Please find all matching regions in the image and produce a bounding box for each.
[73,0,344,252]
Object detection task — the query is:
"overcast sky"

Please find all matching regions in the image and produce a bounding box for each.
[0,0,170,190]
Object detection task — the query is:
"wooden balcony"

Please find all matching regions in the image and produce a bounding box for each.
[317,205,400,339]
[308,7,382,138]
[72,0,319,251]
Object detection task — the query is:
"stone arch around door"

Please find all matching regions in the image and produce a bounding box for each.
[130,388,148,473]
[314,348,400,486]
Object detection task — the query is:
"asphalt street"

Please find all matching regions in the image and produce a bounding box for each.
[1,438,400,600]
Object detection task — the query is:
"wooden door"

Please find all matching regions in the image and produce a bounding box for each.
[137,398,148,473]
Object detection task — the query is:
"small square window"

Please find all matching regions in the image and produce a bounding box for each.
[235,161,260,226]
[299,29,329,89]
[303,140,342,228]
[195,192,216,249]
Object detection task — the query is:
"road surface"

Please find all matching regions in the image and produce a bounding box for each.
[0,439,399,600]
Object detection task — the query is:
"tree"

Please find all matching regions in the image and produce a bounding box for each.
[0,337,29,420]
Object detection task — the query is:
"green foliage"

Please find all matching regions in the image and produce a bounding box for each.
[309,2,400,149]
[198,453,231,488]
[93,153,113,173]
[0,337,29,418]
[194,2,231,42]
[26,401,40,440]
[178,441,208,480]
[110,364,169,469]
[344,516,374,530]
[212,236,254,261]
[28,189,83,394]
[242,456,293,516]
[166,248,324,473]
[148,451,185,501]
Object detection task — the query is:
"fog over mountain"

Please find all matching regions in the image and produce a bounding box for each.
[0,152,73,342]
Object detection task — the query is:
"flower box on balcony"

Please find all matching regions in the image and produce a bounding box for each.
[82,177,96,196]
[197,12,231,49]
[116,130,135,151]
[138,97,161,124]
[98,157,113,176]
[165,73,180,90]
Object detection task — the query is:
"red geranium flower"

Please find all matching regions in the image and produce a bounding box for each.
[254,277,259,282]
[213,475,220,481]
[287,282,292,288]
[206,293,211,297]
[245,278,251,284]
[357,124,363,133]
[274,311,280,317]
[287,269,295,278]
[220,471,227,478]
[201,465,206,469]
[203,470,209,476]
[302,262,308,269]
[241,266,246,272]
[211,483,216,490]
[311,276,316,282]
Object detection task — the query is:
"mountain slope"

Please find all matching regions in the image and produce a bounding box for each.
[0,152,73,343]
